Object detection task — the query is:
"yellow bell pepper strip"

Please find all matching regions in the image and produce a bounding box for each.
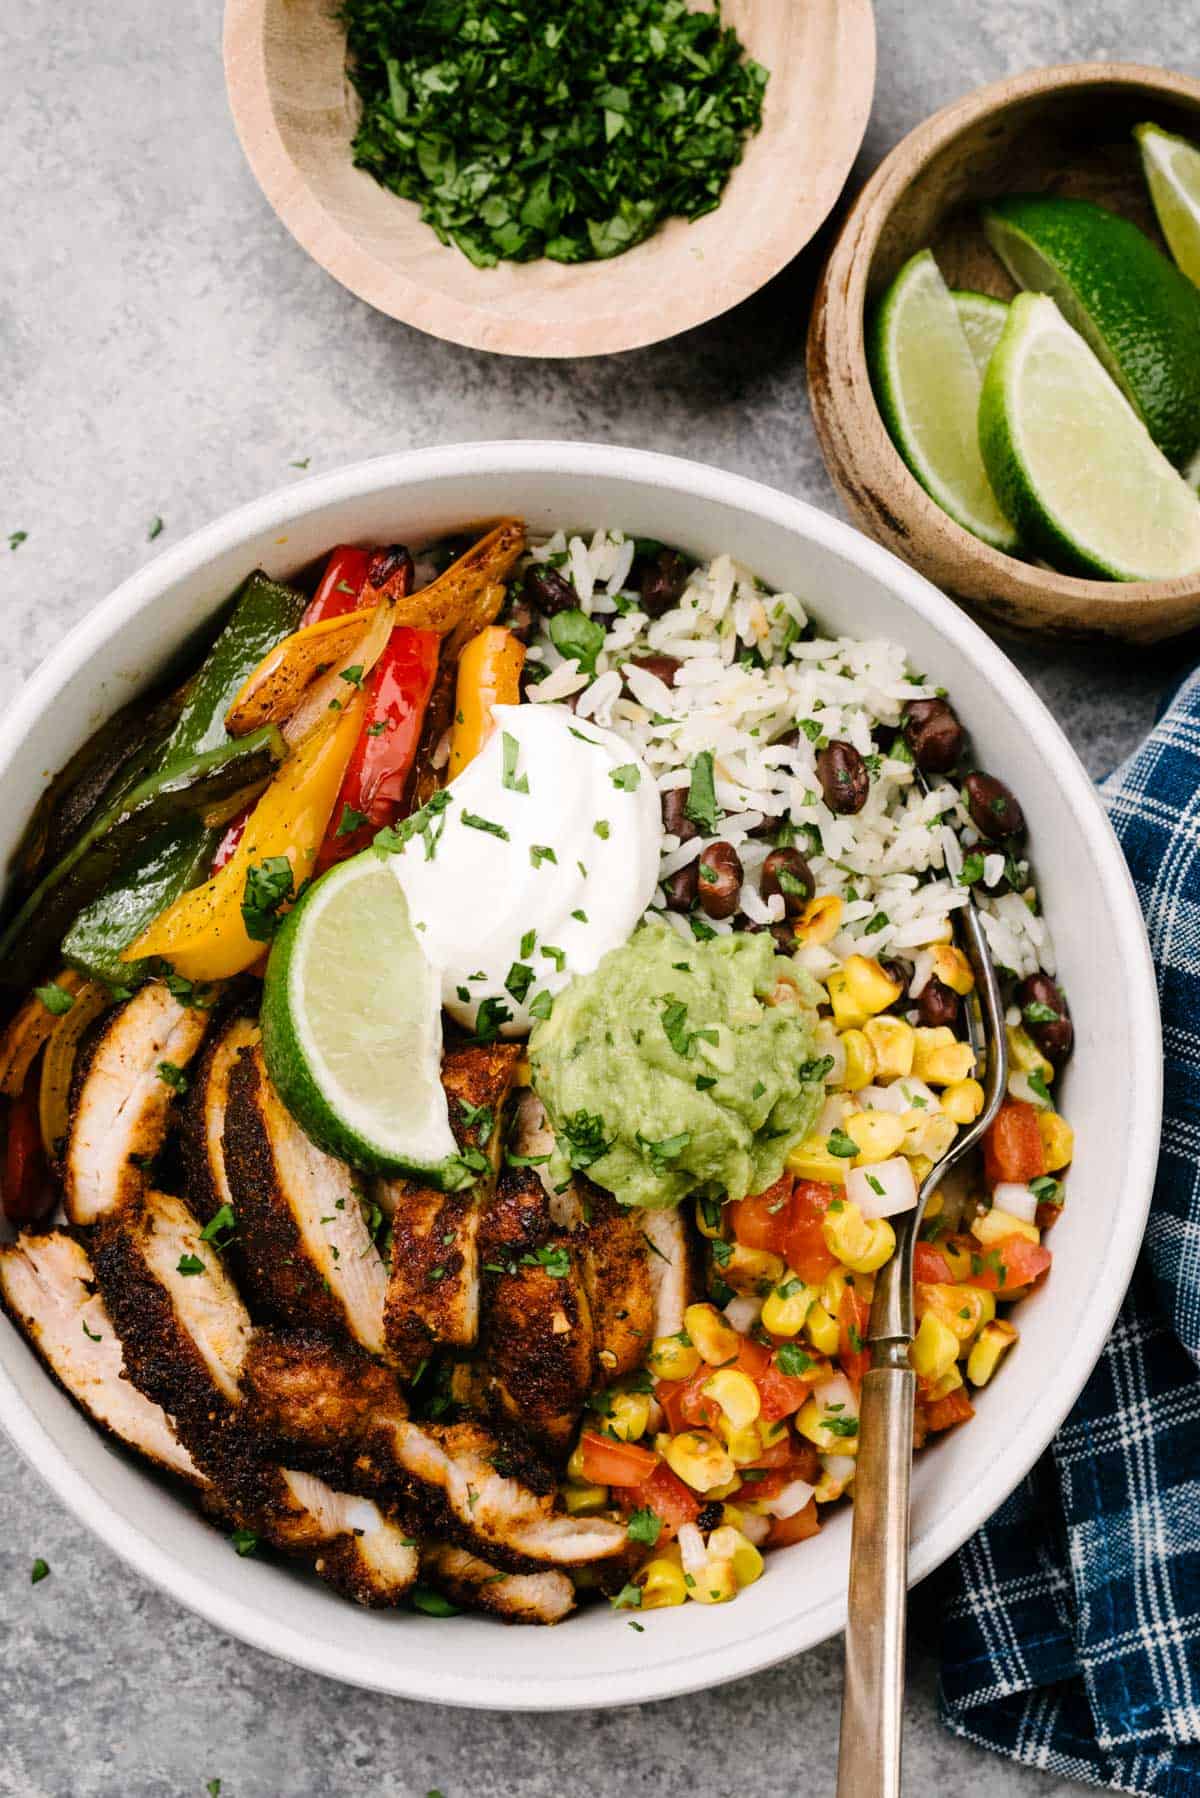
[224,608,375,738]
[123,696,365,982]
[448,627,527,778]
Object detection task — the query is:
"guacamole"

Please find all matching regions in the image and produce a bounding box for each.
[528,920,825,1210]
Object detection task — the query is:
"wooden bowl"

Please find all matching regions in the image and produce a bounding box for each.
[808,62,1200,643]
[223,0,875,360]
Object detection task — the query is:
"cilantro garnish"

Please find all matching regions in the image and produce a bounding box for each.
[609,1582,643,1612]
[339,663,365,688]
[960,851,986,884]
[176,1253,205,1276]
[241,855,294,941]
[528,989,553,1021]
[462,811,509,840]
[560,1109,613,1169]
[530,843,557,868]
[776,1343,814,1377]
[501,730,529,794]
[593,819,611,840]
[636,1130,691,1174]
[505,961,535,1004]
[147,516,164,542]
[157,1061,189,1095]
[1027,1069,1052,1104]
[549,609,605,675]
[519,928,537,958]
[540,944,566,971]
[164,973,216,1010]
[336,802,369,837]
[626,1507,662,1548]
[375,788,452,861]
[826,1128,859,1159]
[199,1205,237,1248]
[520,1243,571,1279]
[34,982,75,1016]
[610,763,641,792]
[684,750,720,832]
[31,1557,49,1584]
[1023,1000,1061,1024]
[472,996,513,1043]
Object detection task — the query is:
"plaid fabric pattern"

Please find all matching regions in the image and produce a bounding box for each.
[934,668,1200,1796]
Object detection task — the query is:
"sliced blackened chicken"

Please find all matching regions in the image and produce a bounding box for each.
[478,1165,593,1455]
[642,1204,698,1339]
[0,1231,202,1484]
[223,1044,388,1356]
[421,1543,574,1625]
[64,982,209,1225]
[576,1180,654,1380]
[180,1011,260,1225]
[382,1042,522,1369]
[278,1469,418,1606]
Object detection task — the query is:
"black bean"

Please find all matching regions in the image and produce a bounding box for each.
[880,957,912,997]
[522,563,577,617]
[1017,972,1073,1064]
[917,976,960,1029]
[639,548,691,618]
[963,771,1026,842]
[664,864,699,913]
[903,698,965,773]
[769,920,799,953]
[366,544,414,592]
[816,740,869,815]
[506,595,536,646]
[697,842,743,920]
[695,1501,724,1532]
[626,653,681,689]
[661,786,697,843]
[761,847,814,915]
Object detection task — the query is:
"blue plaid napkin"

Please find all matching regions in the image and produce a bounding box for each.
[933,667,1200,1795]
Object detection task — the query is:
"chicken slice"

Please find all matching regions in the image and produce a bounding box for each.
[180,1011,260,1225]
[64,982,210,1225]
[576,1180,654,1380]
[223,1044,388,1355]
[421,1543,574,1625]
[382,1042,523,1368]
[0,1231,202,1483]
[478,1165,593,1455]
[642,1205,699,1339]
[279,1469,418,1606]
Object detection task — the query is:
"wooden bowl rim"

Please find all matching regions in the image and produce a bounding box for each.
[811,59,1200,626]
[222,0,877,359]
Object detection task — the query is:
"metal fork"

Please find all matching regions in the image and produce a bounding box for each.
[835,879,1009,1798]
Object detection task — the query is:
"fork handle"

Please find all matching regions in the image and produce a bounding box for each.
[836,1362,916,1798]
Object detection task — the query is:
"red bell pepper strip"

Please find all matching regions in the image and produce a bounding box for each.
[300,545,372,627]
[3,1067,51,1224]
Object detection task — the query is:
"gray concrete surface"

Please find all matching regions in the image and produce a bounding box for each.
[1,1,1195,1793]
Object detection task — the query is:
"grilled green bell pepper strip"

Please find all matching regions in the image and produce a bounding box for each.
[0,727,287,987]
[158,570,308,765]
[62,820,219,989]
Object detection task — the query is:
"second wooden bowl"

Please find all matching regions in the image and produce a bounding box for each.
[808,62,1200,643]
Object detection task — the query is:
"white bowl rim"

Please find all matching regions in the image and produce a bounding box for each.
[0,441,1161,1710]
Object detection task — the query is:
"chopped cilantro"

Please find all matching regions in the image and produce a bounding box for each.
[609,1582,643,1612]
[231,1528,259,1557]
[528,989,554,1021]
[31,1557,49,1584]
[339,663,365,688]
[461,811,509,840]
[157,1061,189,1095]
[472,996,513,1043]
[200,1205,237,1248]
[501,730,529,794]
[147,516,164,541]
[826,1128,859,1159]
[505,961,535,1003]
[34,982,75,1016]
[176,1253,205,1276]
[626,1507,662,1547]
[776,1342,814,1377]
[549,608,605,674]
[593,819,611,840]
[684,751,720,832]
[336,802,369,837]
[530,843,558,868]
[610,763,641,792]
[241,855,294,941]
[637,1130,690,1173]
[1023,1000,1061,1024]
[560,1109,612,1169]
[521,1243,571,1279]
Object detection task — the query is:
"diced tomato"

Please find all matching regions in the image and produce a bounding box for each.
[838,1284,871,1390]
[732,1334,771,1380]
[757,1355,816,1424]
[767,1498,821,1547]
[783,1180,839,1285]
[729,1174,793,1253]
[963,1236,1052,1293]
[914,1242,954,1284]
[3,1070,51,1224]
[655,1371,721,1435]
[924,1388,975,1432]
[301,545,372,627]
[983,1099,1046,1187]
[622,1461,700,1542]
[578,1431,658,1488]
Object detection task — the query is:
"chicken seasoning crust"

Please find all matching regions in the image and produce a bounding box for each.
[0,522,1074,1625]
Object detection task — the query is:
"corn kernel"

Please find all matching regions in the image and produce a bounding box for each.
[566,1440,588,1482]
[647,1333,701,1381]
[720,1241,786,1295]
[794,894,843,946]
[863,1015,916,1080]
[844,1109,908,1164]
[562,1481,609,1515]
[910,1312,959,1381]
[1006,1024,1054,1081]
[664,1429,736,1492]
[703,1477,744,1501]
[608,1390,651,1442]
[688,1558,737,1604]
[923,1363,965,1402]
[684,1303,741,1366]
[827,968,868,1030]
[930,944,975,994]
[941,1238,975,1281]
[637,1558,688,1609]
[707,1525,765,1589]
[972,1207,1040,1248]
[912,1025,954,1067]
[820,1267,849,1315]
[814,1457,856,1502]
[943,1078,985,1125]
[704,1368,761,1430]
[916,1281,995,1344]
[797,1396,860,1454]
[786,1138,848,1185]
[967,1320,1018,1388]
[759,1416,790,1450]
[1038,1111,1074,1172]
[718,1419,766,1466]
[903,1110,958,1163]
[843,955,904,1017]
[806,1302,840,1356]
[909,1154,936,1189]
[761,1277,817,1338]
[823,1200,896,1274]
[840,1028,877,1091]
[915,1038,977,1086]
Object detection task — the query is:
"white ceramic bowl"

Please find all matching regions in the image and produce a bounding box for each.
[0,443,1160,1710]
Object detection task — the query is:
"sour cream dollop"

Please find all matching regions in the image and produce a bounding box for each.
[385,704,662,1034]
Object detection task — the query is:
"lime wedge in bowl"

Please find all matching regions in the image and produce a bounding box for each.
[982,193,1200,467]
[261,849,461,1182]
[979,292,1200,581]
[868,250,1018,551]
[1136,121,1200,288]
[951,289,1008,378]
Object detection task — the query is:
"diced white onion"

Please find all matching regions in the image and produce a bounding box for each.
[813,1021,846,1086]
[909,948,936,999]
[847,1156,918,1219]
[644,1397,664,1435]
[766,1478,816,1520]
[722,1294,762,1334]
[992,1182,1038,1223]
[817,1092,851,1136]
[814,1371,859,1422]
[820,1453,857,1488]
[737,1510,771,1547]
[1008,1069,1049,1109]
[984,852,1006,888]
[893,1077,942,1115]
[678,1523,707,1574]
[855,1083,905,1115]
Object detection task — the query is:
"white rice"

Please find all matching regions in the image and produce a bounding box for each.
[522,530,1054,982]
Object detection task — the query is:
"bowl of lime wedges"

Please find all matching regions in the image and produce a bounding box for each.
[808,61,1200,642]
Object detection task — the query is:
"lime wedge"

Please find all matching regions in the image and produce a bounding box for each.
[951,290,1008,378]
[979,292,1200,581]
[868,250,1018,550]
[261,849,460,1181]
[982,193,1200,467]
[1136,121,1200,288]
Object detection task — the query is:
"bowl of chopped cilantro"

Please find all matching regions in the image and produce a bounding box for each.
[223,0,876,356]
